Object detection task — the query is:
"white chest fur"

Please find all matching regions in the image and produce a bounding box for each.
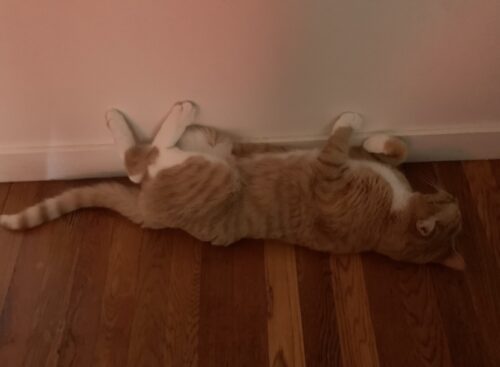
[348,159,412,211]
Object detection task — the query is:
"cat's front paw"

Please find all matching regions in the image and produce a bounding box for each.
[332,112,363,134]
[363,134,391,154]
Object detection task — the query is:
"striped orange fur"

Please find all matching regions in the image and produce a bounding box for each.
[0,107,464,270]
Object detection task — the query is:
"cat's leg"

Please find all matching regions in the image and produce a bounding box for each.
[106,109,137,161]
[147,101,225,178]
[363,134,408,166]
[107,101,198,183]
[314,112,362,190]
[153,101,197,148]
[178,126,234,159]
[317,112,363,167]
[106,109,149,183]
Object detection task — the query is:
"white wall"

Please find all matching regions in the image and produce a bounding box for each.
[1,0,500,180]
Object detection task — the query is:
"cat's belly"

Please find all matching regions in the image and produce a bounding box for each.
[347,159,412,211]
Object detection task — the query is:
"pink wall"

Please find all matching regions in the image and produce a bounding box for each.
[1,0,500,149]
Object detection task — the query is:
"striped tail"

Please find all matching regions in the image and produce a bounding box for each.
[0,182,142,230]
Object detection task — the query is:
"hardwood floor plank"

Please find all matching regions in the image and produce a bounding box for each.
[199,245,235,367]
[199,240,268,367]
[164,231,201,367]
[330,255,379,367]
[84,218,142,366]
[265,242,305,367]
[430,266,489,367]
[126,229,202,367]
[363,254,453,367]
[0,160,499,366]
[126,230,175,367]
[0,183,10,211]
[460,160,500,366]
[0,182,81,367]
[56,209,115,367]
[231,240,269,367]
[435,161,500,366]
[198,244,234,367]
[403,162,488,367]
[295,248,342,367]
[93,219,143,367]
[462,161,500,267]
[490,160,500,187]
[0,182,14,314]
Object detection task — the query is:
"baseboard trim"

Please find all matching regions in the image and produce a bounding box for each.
[1,125,499,182]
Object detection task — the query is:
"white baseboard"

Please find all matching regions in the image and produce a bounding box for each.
[1,124,499,183]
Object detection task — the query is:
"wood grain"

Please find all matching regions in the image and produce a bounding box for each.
[435,162,500,366]
[93,219,144,367]
[231,240,269,367]
[363,253,453,367]
[0,182,13,314]
[404,162,486,367]
[460,161,500,366]
[0,161,499,366]
[264,242,305,367]
[125,230,175,367]
[0,182,80,366]
[198,240,269,367]
[295,247,342,367]
[198,244,235,367]
[55,209,115,367]
[330,255,379,367]
[462,161,500,266]
[163,231,201,367]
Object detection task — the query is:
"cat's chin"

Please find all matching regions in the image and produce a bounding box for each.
[435,251,466,271]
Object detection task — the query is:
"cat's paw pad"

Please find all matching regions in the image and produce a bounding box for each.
[363,134,391,154]
[332,112,363,133]
[167,100,198,127]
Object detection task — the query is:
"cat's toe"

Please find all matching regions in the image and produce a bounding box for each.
[363,134,391,154]
[332,112,363,133]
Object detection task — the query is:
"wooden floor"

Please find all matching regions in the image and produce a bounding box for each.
[0,160,499,367]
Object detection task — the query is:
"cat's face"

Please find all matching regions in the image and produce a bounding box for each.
[380,190,464,270]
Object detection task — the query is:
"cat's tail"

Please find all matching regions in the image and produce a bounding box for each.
[0,182,142,230]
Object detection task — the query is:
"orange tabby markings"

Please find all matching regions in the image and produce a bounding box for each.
[0,106,464,270]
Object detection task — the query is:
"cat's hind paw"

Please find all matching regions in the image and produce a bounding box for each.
[166,100,198,128]
[105,108,137,155]
[332,112,363,134]
[105,108,127,129]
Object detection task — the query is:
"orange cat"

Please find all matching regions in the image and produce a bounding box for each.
[0,102,464,270]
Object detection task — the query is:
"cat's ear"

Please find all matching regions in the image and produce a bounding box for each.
[438,251,466,271]
[416,217,437,237]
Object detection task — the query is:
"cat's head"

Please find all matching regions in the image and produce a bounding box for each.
[380,189,464,270]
